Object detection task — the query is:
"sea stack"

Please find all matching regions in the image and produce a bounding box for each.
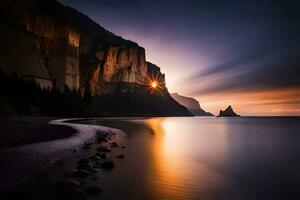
[218,105,240,117]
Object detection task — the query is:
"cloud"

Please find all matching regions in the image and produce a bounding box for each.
[186,53,300,96]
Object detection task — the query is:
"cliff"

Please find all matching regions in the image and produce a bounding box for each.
[0,0,80,90]
[96,87,192,117]
[0,0,150,92]
[218,105,240,117]
[170,93,213,116]
[0,0,191,116]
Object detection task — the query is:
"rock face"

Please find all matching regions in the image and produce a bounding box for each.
[147,62,166,87]
[0,0,164,93]
[218,105,240,117]
[0,0,191,116]
[0,0,80,90]
[170,93,213,116]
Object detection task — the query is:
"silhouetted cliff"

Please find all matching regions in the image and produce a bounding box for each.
[0,0,191,116]
[0,0,152,92]
[96,86,192,117]
[170,93,213,116]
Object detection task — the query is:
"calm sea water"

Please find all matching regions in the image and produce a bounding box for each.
[81,117,300,200]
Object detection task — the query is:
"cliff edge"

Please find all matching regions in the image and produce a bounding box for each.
[170,93,213,116]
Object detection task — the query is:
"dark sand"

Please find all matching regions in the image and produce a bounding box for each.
[0,117,76,149]
[0,118,125,200]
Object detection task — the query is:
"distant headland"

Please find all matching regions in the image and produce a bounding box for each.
[170,93,213,116]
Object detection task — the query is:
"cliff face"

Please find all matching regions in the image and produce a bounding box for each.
[147,62,166,86]
[0,0,165,94]
[82,45,150,95]
[170,93,213,116]
[0,0,190,116]
[0,0,80,90]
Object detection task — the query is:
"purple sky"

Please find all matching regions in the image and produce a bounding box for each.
[60,0,300,115]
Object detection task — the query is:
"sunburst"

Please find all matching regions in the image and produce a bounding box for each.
[146,74,163,94]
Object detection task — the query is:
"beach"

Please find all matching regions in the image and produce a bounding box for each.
[0,118,75,149]
[0,118,125,199]
[1,117,300,200]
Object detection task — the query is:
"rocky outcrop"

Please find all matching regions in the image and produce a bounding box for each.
[170,93,213,116]
[218,105,240,117]
[83,46,151,95]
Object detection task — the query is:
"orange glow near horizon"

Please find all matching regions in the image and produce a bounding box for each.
[195,86,300,116]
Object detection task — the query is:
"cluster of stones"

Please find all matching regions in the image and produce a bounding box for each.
[57,130,125,199]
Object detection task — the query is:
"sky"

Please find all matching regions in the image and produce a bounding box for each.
[60,0,300,116]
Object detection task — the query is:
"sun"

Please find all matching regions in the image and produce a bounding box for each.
[151,81,158,89]
[146,72,164,94]
[147,79,162,94]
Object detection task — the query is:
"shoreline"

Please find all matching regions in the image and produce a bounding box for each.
[0,118,126,198]
[1,117,299,199]
[0,117,76,149]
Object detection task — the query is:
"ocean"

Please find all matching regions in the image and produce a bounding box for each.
[81,117,300,200]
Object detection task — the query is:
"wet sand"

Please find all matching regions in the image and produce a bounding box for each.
[0,118,125,199]
[0,117,75,149]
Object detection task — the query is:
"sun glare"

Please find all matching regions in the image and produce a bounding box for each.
[147,78,163,94]
[151,81,158,88]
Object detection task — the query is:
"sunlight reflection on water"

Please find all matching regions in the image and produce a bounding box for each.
[146,117,230,200]
[82,117,300,200]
